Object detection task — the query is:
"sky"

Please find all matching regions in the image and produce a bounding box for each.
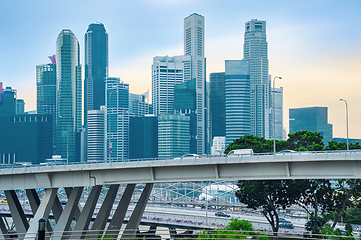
[0,0,360,139]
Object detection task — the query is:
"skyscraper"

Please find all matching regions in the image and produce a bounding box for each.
[243,19,270,139]
[271,87,284,140]
[84,23,108,126]
[129,92,150,117]
[0,86,16,116]
[210,72,226,139]
[225,60,251,145]
[289,107,333,145]
[36,57,56,149]
[105,77,129,161]
[56,29,82,162]
[184,13,206,154]
[87,108,105,162]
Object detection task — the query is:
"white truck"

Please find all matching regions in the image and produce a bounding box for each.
[227,149,254,156]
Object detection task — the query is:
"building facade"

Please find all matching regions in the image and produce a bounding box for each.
[210,72,226,139]
[87,108,105,162]
[84,23,108,126]
[105,77,129,161]
[225,60,251,145]
[0,114,53,164]
[0,86,16,116]
[270,87,284,140]
[55,29,82,162]
[36,59,57,149]
[129,92,150,117]
[289,107,333,145]
[158,114,190,158]
[243,19,271,139]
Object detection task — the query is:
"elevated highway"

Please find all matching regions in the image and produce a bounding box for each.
[0,150,360,239]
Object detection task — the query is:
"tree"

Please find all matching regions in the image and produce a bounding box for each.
[325,141,361,150]
[286,130,324,151]
[224,135,274,154]
[236,180,302,235]
[331,179,361,228]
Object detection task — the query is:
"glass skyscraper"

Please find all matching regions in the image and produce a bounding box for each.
[84,23,108,126]
[36,57,56,149]
[225,60,251,145]
[210,72,226,139]
[106,77,129,161]
[56,29,82,162]
[243,19,271,139]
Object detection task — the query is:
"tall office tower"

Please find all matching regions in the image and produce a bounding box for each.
[129,115,158,159]
[129,92,150,117]
[152,55,190,115]
[289,107,333,145]
[56,29,82,162]
[184,13,206,154]
[243,19,270,139]
[87,107,105,162]
[270,87,284,140]
[158,114,190,158]
[36,57,56,149]
[225,60,251,145]
[84,23,108,126]
[0,86,16,116]
[210,72,226,140]
[211,136,226,155]
[105,77,129,161]
[174,78,197,153]
[16,99,25,114]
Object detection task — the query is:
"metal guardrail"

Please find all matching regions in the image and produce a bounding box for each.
[1,150,361,174]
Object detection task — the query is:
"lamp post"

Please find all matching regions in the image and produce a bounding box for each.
[273,76,282,154]
[340,99,349,150]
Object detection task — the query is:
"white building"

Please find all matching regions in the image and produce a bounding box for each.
[243,19,271,139]
[129,92,150,117]
[87,108,105,162]
[211,137,226,155]
[270,87,284,140]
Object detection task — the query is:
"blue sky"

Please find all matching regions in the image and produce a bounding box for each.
[0,0,360,138]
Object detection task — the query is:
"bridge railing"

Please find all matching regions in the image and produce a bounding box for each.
[1,150,361,174]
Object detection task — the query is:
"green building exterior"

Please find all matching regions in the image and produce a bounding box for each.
[0,86,16,116]
[0,114,53,164]
[158,114,190,158]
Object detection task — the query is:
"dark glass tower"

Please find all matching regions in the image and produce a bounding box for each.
[84,23,108,126]
[56,29,82,162]
[210,72,226,139]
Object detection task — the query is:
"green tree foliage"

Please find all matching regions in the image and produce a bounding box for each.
[321,225,353,240]
[224,135,273,154]
[286,130,324,151]
[236,180,302,235]
[343,203,361,225]
[331,179,361,228]
[325,141,361,150]
[305,214,326,235]
[197,218,268,239]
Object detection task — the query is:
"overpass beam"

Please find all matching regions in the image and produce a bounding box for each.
[105,184,136,238]
[0,216,8,239]
[70,185,102,239]
[26,189,53,232]
[4,190,29,235]
[122,183,154,239]
[169,227,177,239]
[52,187,83,240]
[91,184,119,232]
[64,187,82,221]
[24,188,57,240]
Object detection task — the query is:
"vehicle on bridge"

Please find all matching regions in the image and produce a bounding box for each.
[227,149,253,156]
[174,154,201,160]
[215,211,230,217]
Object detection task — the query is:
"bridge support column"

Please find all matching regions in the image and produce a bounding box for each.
[122,183,154,239]
[91,184,119,233]
[0,216,8,239]
[105,184,136,238]
[24,188,57,240]
[52,187,83,240]
[4,190,29,235]
[26,189,53,232]
[64,187,82,221]
[70,185,102,239]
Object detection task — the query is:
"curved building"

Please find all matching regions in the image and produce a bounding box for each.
[56,29,82,162]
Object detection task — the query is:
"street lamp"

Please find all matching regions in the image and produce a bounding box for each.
[340,99,349,150]
[273,76,282,154]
